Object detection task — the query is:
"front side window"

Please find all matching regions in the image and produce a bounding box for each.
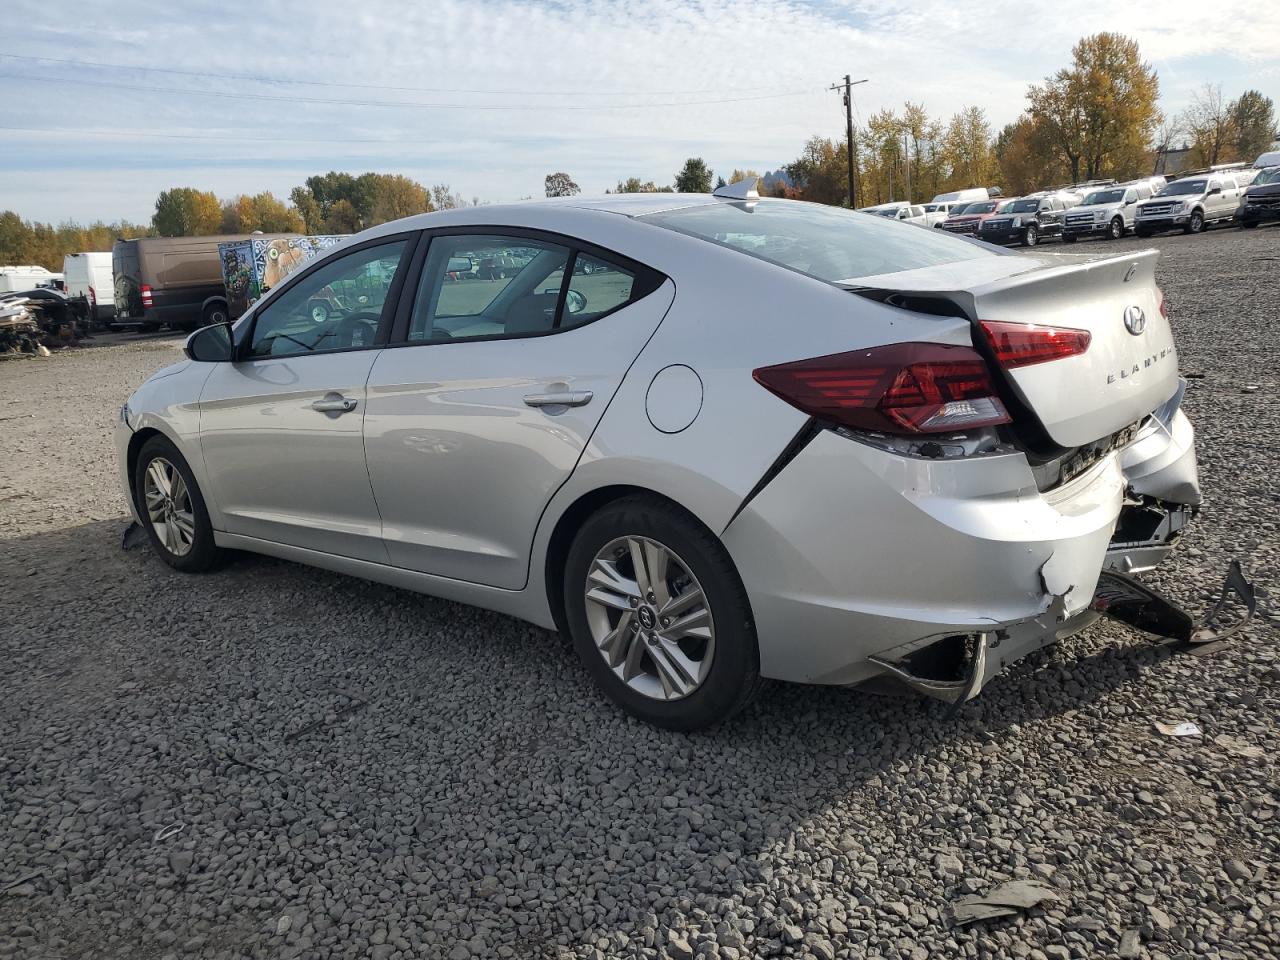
[641,199,996,284]
[248,241,406,358]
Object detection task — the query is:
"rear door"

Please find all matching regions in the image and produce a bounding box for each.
[363,230,673,589]
[112,242,142,320]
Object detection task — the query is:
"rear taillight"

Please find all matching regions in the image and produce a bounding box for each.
[141,283,153,308]
[88,286,97,308]
[979,320,1091,369]
[1156,286,1168,320]
[753,343,1010,435]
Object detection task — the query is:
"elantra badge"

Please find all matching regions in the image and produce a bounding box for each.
[1123,305,1146,336]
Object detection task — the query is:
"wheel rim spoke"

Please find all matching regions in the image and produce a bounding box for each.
[583,534,715,702]
[147,460,171,497]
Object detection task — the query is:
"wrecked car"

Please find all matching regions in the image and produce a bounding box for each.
[115,187,1247,730]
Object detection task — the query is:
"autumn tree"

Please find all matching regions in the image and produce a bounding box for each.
[943,107,996,191]
[220,192,304,233]
[363,174,433,224]
[152,187,221,236]
[1028,33,1160,182]
[545,172,581,197]
[1230,90,1276,162]
[995,116,1069,195]
[1183,84,1235,166]
[431,184,467,209]
[290,172,433,233]
[1,211,151,270]
[674,158,714,193]
[610,178,671,193]
[784,137,847,205]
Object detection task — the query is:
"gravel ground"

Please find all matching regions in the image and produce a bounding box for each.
[1,225,1277,960]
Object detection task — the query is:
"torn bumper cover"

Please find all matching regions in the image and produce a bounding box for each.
[869,562,1256,706]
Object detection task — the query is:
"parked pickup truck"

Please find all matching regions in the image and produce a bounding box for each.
[1239,166,1280,228]
[1061,184,1153,242]
[978,194,1073,246]
[1134,175,1243,236]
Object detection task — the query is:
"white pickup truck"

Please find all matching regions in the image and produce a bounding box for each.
[1134,174,1244,236]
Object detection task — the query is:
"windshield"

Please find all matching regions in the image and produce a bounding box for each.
[959,201,997,215]
[1254,167,1280,185]
[640,199,996,283]
[1004,199,1040,213]
[945,203,969,216]
[875,208,901,218]
[1083,189,1125,205]
[1158,180,1207,196]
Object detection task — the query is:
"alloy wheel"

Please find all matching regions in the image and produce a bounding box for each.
[143,457,196,557]
[583,536,715,701]
[1024,225,1038,246]
[1189,212,1204,233]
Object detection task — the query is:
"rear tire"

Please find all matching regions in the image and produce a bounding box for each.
[133,436,224,573]
[563,495,762,730]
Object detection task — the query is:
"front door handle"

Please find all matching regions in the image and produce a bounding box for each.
[523,390,593,408]
[311,394,358,414]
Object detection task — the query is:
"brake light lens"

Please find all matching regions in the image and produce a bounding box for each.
[88,286,97,308]
[980,320,1091,368]
[753,343,1010,435]
[141,283,153,308]
[1156,286,1168,320]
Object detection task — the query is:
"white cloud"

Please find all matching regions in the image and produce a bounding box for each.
[1,0,1276,222]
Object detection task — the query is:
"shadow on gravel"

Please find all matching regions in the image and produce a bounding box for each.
[0,517,1207,958]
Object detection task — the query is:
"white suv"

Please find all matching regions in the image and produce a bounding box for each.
[1134,175,1242,236]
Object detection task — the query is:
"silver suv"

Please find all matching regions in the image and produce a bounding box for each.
[1062,184,1151,242]
[1134,175,1243,236]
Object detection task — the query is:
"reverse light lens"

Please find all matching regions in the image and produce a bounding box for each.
[980,320,1091,369]
[753,343,1011,435]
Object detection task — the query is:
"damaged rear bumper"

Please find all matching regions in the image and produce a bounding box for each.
[722,383,1206,699]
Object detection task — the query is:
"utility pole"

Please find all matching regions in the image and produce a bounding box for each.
[829,75,868,208]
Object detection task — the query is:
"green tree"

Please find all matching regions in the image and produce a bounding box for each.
[289,186,323,233]
[1027,33,1160,182]
[995,116,1069,195]
[674,158,714,193]
[544,172,581,197]
[152,187,221,236]
[609,178,671,193]
[1,211,151,270]
[323,199,362,234]
[363,174,433,225]
[1229,90,1275,162]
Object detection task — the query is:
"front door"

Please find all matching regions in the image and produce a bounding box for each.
[363,232,673,589]
[199,237,413,562]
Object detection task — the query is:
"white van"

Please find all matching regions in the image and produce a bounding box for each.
[931,187,994,206]
[63,252,115,321]
[0,265,62,293]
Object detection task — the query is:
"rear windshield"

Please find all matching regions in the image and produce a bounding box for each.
[640,200,995,283]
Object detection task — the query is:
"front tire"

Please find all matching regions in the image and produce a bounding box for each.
[133,436,224,573]
[1022,224,1039,247]
[1109,217,1125,240]
[1185,210,1205,234]
[563,496,762,730]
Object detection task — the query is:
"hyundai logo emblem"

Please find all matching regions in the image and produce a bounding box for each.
[1123,305,1147,336]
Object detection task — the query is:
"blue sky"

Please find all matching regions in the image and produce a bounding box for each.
[2,0,1277,224]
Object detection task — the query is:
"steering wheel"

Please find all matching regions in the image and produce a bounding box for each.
[334,310,382,349]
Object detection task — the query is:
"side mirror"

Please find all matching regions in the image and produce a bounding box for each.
[184,321,233,362]
[565,289,587,315]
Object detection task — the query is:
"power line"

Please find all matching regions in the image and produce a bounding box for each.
[0,124,705,146]
[0,52,808,100]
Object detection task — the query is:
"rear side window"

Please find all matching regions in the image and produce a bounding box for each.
[642,200,996,283]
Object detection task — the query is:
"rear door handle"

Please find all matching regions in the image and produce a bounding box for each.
[311,394,358,413]
[523,390,593,408]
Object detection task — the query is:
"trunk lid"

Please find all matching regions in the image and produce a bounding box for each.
[844,250,1179,448]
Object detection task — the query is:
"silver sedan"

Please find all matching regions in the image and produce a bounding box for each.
[117,188,1201,729]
